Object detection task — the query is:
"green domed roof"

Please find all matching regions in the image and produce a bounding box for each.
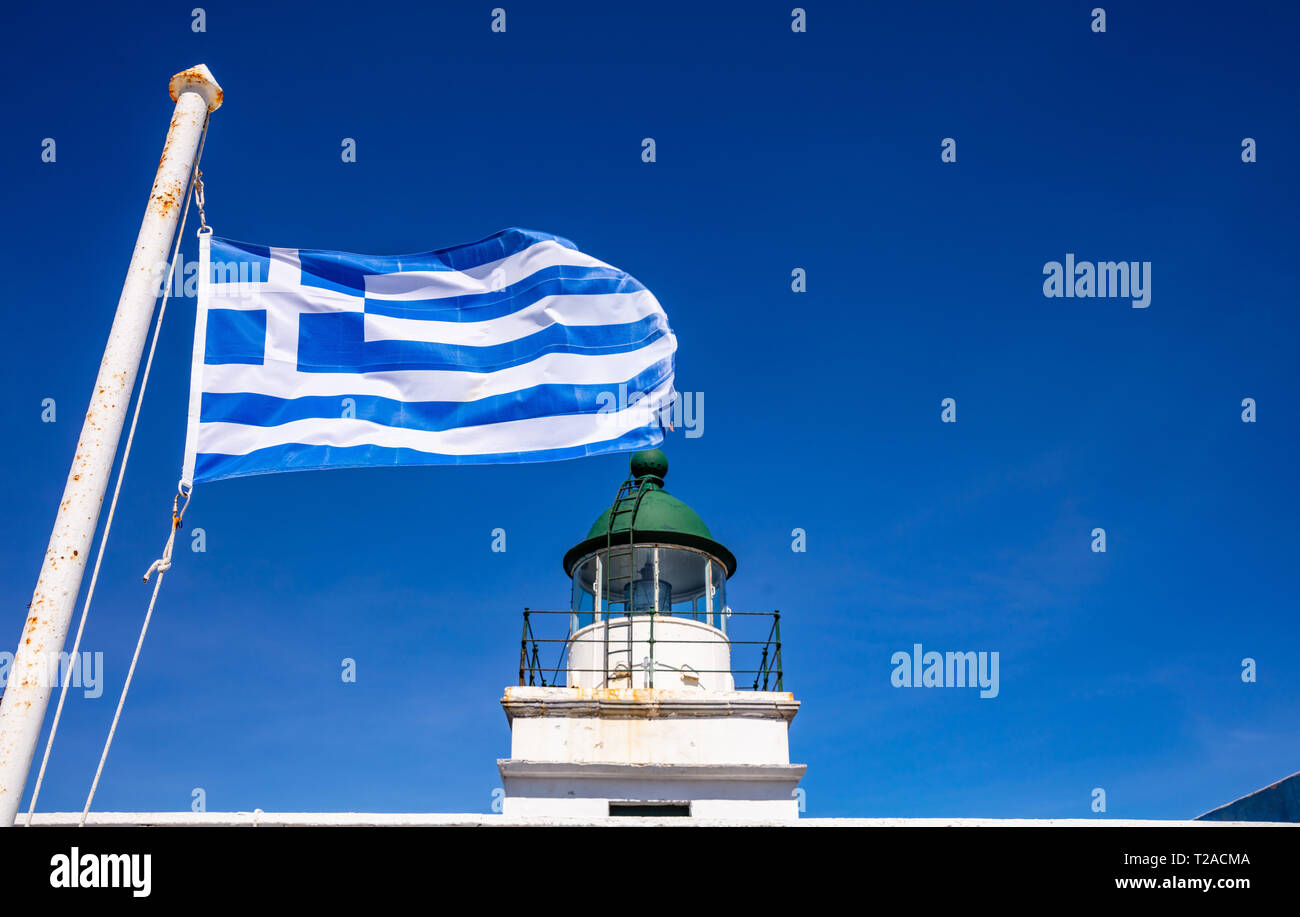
[580,487,713,543]
[563,449,736,576]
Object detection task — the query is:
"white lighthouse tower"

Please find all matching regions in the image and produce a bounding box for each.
[499,449,805,819]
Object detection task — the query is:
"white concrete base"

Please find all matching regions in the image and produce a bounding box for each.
[498,760,806,819]
[502,686,799,766]
[499,685,804,819]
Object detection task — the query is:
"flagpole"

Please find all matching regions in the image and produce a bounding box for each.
[0,65,223,826]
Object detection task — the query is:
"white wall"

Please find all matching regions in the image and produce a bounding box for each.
[502,796,800,820]
[510,711,792,766]
[500,762,805,820]
[567,617,734,691]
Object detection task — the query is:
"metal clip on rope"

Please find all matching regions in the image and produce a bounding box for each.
[194,170,209,235]
[143,489,190,583]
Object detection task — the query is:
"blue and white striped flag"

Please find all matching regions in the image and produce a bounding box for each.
[181,228,677,484]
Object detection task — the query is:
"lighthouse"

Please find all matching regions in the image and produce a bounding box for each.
[499,449,806,819]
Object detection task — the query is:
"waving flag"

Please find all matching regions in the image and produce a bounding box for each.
[181,228,677,484]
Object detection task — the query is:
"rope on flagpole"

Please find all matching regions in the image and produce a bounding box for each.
[22,114,210,826]
[79,487,190,826]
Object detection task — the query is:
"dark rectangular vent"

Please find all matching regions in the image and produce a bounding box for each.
[609,802,690,817]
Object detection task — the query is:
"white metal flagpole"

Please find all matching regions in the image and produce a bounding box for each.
[0,64,223,827]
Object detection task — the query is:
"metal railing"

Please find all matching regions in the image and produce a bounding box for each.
[518,608,784,691]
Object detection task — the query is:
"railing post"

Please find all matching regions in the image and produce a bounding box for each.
[705,561,713,629]
[599,554,609,689]
[531,642,545,687]
[519,608,529,686]
[625,552,633,684]
[648,608,655,689]
[649,547,658,689]
[774,609,783,692]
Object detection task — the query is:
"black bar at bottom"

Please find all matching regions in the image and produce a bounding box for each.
[0,824,1290,902]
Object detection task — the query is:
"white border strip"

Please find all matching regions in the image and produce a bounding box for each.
[17,812,1287,828]
[179,232,211,489]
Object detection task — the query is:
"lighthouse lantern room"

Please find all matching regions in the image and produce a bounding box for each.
[499,449,805,820]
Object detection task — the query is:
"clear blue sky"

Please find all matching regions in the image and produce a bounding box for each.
[0,0,1296,819]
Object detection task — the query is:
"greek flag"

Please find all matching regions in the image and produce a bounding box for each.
[181,228,676,484]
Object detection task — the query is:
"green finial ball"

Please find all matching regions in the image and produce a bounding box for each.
[630,448,668,481]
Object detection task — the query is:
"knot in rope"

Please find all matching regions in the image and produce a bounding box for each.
[144,490,189,583]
